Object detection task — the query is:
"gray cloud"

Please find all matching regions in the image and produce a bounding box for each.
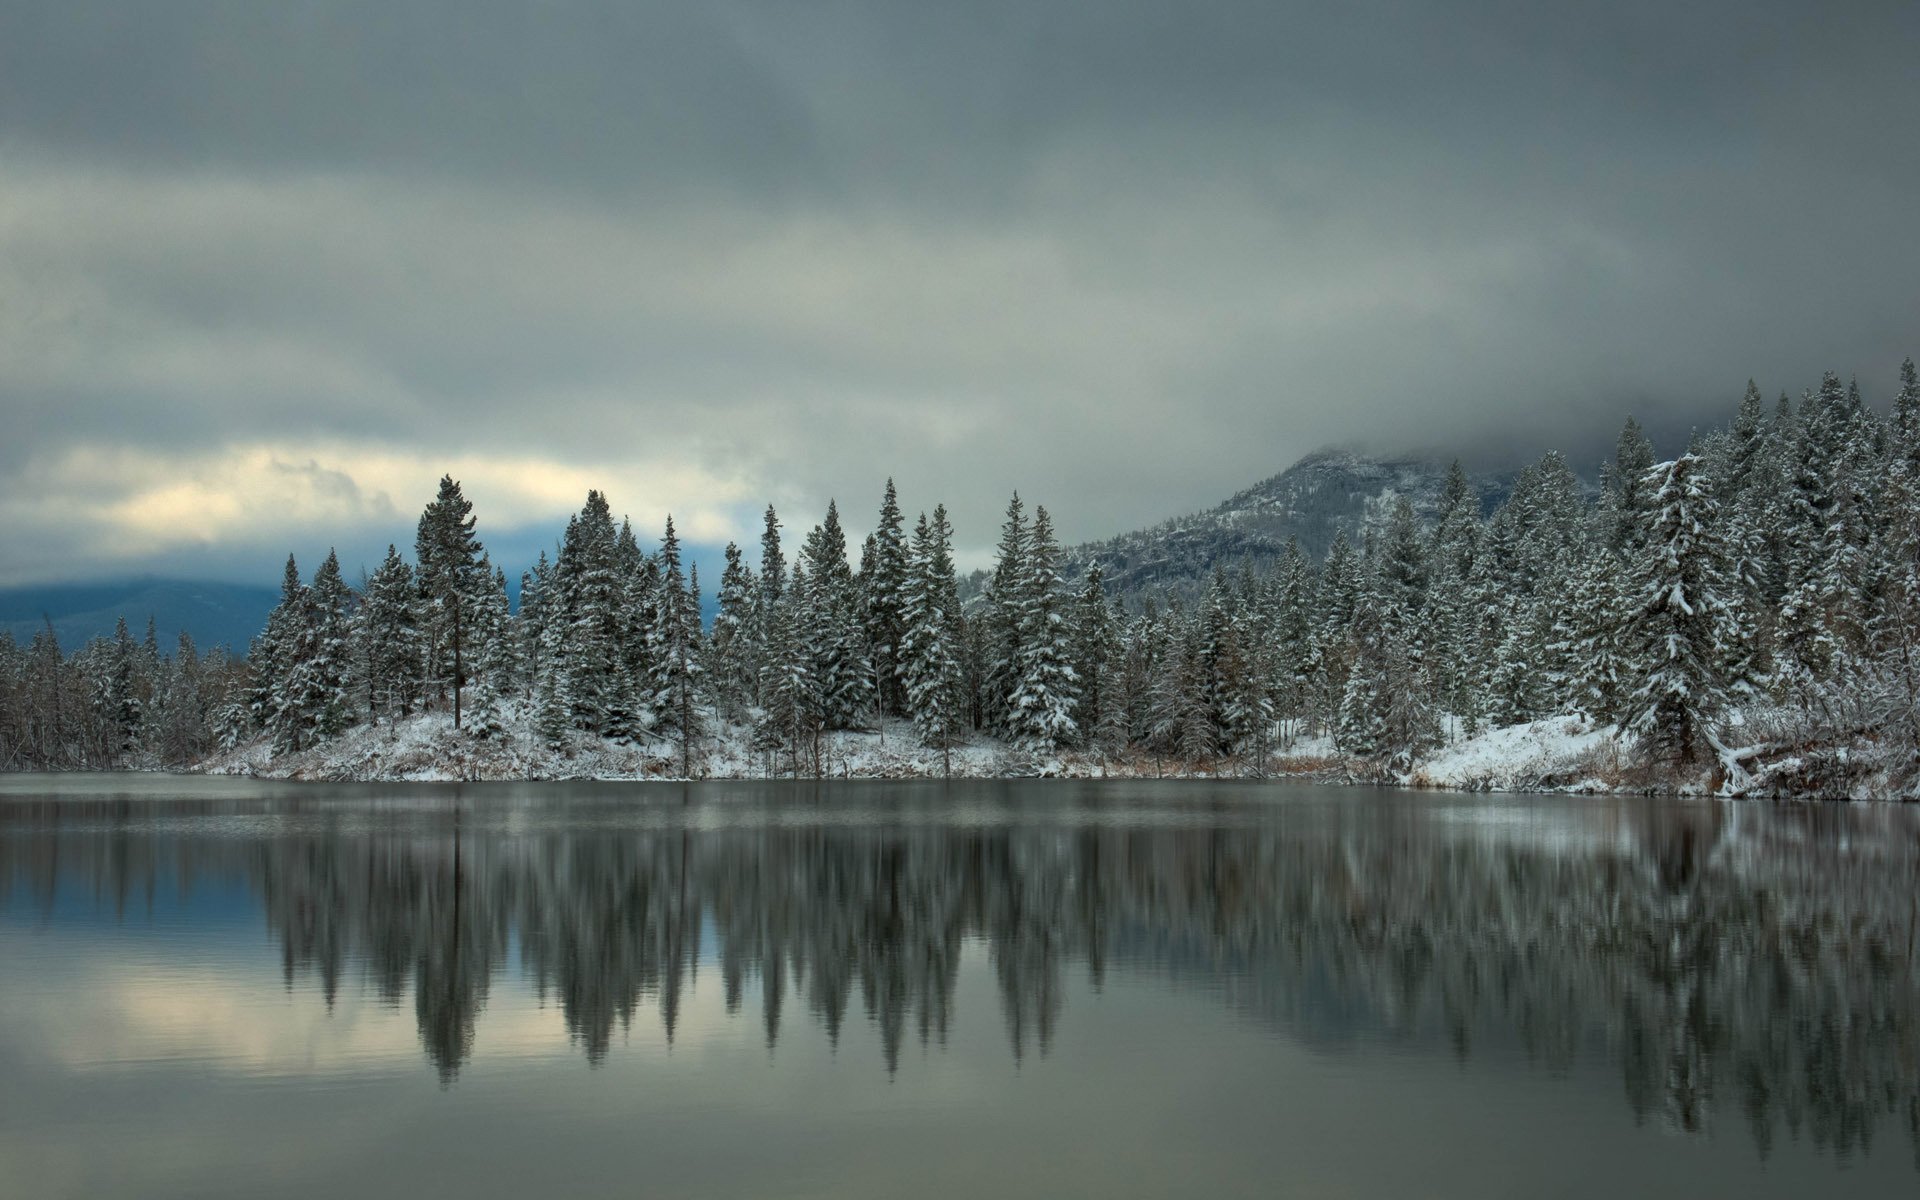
[2,1,1917,584]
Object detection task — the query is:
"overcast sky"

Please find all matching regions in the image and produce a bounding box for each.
[3,0,1917,586]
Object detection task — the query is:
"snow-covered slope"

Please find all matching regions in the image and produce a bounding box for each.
[1056,448,1511,602]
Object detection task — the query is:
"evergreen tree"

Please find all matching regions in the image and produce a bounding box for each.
[415,475,487,728]
[1618,455,1743,764]
[1069,564,1116,747]
[801,501,873,729]
[254,555,311,753]
[464,563,514,739]
[982,493,1030,733]
[900,507,967,771]
[1605,416,1657,551]
[1006,505,1079,752]
[865,480,910,719]
[651,516,705,774]
[356,544,421,725]
[292,549,356,742]
[709,541,757,722]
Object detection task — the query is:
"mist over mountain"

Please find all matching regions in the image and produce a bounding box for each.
[1052,449,1520,605]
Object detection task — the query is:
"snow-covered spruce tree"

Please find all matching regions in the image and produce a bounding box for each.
[1617,454,1745,765]
[1546,551,1634,724]
[1069,564,1117,748]
[253,555,310,753]
[1006,505,1079,752]
[554,492,629,738]
[356,544,421,726]
[1374,496,1429,665]
[708,541,756,722]
[1604,416,1657,553]
[1777,373,1877,693]
[901,506,967,772]
[758,564,821,775]
[414,475,489,728]
[751,505,785,711]
[1264,539,1316,744]
[613,517,658,739]
[650,516,705,774]
[1173,616,1217,764]
[1311,530,1362,734]
[1485,594,1551,727]
[517,551,552,702]
[463,563,513,739]
[1425,464,1482,733]
[1140,603,1184,770]
[288,550,355,745]
[1206,579,1271,769]
[801,501,873,731]
[864,480,910,720]
[98,617,144,760]
[533,616,574,751]
[155,631,207,766]
[1336,550,1439,766]
[981,493,1030,735]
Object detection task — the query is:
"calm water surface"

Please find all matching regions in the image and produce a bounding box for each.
[2,775,1917,1198]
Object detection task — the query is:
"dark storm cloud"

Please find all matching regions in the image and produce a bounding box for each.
[2,1,1917,583]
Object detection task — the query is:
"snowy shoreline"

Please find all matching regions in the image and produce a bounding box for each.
[182,709,1902,800]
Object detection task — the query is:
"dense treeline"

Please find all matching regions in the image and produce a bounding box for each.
[0,615,248,770]
[5,362,1920,783]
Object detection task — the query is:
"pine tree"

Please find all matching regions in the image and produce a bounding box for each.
[613,516,658,737]
[1267,539,1317,744]
[1605,416,1657,551]
[1426,464,1482,732]
[1618,455,1743,764]
[356,544,421,725]
[754,505,786,709]
[102,617,143,758]
[415,475,487,728]
[758,564,821,775]
[865,479,910,719]
[554,491,627,737]
[254,555,311,753]
[802,501,873,730]
[1006,505,1079,752]
[709,541,757,722]
[518,551,553,701]
[299,549,356,741]
[901,507,967,772]
[1207,581,1271,768]
[983,493,1029,733]
[1069,564,1116,747]
[464,563,513,739]
[651,516,705,774]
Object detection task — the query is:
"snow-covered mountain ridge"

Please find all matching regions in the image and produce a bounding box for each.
[1057,447,1513,602]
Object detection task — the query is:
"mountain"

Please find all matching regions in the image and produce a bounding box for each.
[1057,449,1514,603]
[0,579,281,654]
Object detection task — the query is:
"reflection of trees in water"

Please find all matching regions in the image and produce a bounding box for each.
[3,797,1919,1161]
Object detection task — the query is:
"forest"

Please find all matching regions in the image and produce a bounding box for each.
[3,364,1919,795]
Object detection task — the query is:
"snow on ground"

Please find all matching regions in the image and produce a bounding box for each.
[1408,716,1626,794]
[201,704,1890,799]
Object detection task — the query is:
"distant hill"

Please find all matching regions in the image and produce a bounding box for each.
[1055,448,1514,604]
[0,579,280,654]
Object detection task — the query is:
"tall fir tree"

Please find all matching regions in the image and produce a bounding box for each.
[1006,505,1079,752]
[414,475,486,728]
[901,507,967,772]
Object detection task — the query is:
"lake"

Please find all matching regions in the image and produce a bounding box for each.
[1,775,1916,1198]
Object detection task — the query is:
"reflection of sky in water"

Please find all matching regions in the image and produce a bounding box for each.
[2,776,1918,1200]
